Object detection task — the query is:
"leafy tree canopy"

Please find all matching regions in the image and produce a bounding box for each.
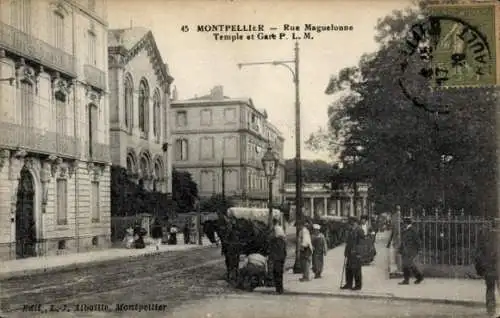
[306,1,497,216]
[200,193,235,213]
[172,169,199,213]
[285,159,335,183]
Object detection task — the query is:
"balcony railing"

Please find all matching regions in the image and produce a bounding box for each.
[0,122,79,158]
[0,21,76,76]
[84,64,106,91]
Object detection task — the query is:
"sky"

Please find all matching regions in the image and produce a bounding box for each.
[107,0,414,162]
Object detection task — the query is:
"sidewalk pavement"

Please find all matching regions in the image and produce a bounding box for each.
[0,234,214,280]
[257,231,485,307]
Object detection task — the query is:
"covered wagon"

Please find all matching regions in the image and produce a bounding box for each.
[219,207,284,286]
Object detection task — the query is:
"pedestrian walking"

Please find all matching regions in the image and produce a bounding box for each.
[398,216,424,285]
[299,219,313,282]
[133,222,146,249]
[151,218,163,251]
[475,222,499,317]
[183,219,191,244]
[360,215,374,236]
[269,218,287,294]
[168,224,178,245]
[360,214,377,265]
[123,226,135,249]
[341,216,364,290]
[273,217,285,238]
[311,224,328,279]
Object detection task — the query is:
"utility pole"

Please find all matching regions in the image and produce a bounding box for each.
[293,42,303,273]
[237,41,302,273]
[221,159,226,204]
[197,198,202,245]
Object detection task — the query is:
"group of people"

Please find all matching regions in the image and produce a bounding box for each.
[123,219,180,250]
[298,215,376,289]
[298,220,329,282]
[237,215,377,294]
[236,218,288,293]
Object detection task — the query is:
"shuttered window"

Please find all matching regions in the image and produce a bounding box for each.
[53,12,64,49]
[19,81,34,127]
[91,182,100,222]
[56,179,68,225]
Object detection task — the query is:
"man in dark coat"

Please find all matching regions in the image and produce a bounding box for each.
[475,223,498,317]
[341,216,364,290]
[183,219,191,244]
[269,219,287,294]
[151,219,163,251]
[398,217,423,285]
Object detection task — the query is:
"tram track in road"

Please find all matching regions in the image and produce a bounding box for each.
[0,247,223,312]
[1,233,300,313]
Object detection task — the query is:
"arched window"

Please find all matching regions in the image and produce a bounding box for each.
[126,154,134,173]
[140,157,148,178]
[154,160,162,192]
[124,75,133,132]
[138,79,149,135]
[154,161,161,179]
[153,90,161,142]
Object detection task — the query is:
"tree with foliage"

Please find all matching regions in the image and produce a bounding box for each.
[306,1,496,216]
[284,159,335,183]
[110,166,176,218]
[172,169,199,213]
[200,193,235,213]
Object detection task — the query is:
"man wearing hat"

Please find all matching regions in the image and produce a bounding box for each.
[311,223,328,279]
[341,216,365,290]
[398,216,423,285]
[269,218,287,294]
[299,218,314,282]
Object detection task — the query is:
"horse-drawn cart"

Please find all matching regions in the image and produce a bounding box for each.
[219,207,284,290]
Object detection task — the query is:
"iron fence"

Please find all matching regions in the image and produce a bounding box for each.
[402,214,491,266]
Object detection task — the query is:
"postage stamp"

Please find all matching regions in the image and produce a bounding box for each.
[426,4,497,88]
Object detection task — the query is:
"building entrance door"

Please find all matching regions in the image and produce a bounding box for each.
[16,167,36,259]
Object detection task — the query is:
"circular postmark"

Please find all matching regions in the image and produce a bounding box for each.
[398,13,494,114]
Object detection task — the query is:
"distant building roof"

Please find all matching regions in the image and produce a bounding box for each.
[108,27,150,50]
[107,27,173,87]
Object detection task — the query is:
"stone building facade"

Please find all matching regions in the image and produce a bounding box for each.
[107,27,174,212]
[0,0,111,260]
[171,86,285,207]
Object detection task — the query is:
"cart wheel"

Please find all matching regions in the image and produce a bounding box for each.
[242,276,255,291]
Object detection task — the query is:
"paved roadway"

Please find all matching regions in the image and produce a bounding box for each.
[0,234,488,318]
[0,245,234,315]
[168,294,487,318]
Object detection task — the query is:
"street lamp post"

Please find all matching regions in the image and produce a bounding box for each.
[262,145,279,230]
[238,41,303,272]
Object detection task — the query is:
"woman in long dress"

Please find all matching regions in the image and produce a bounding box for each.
[311,224,328,279]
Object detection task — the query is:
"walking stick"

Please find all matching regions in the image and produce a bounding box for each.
[340,256,347,288]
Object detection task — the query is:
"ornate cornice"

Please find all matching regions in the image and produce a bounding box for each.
[85,86,102,105]
[16,59,37,88]
[87,162,105,182]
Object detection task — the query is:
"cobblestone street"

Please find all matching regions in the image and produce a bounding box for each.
[0,246,238,316]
